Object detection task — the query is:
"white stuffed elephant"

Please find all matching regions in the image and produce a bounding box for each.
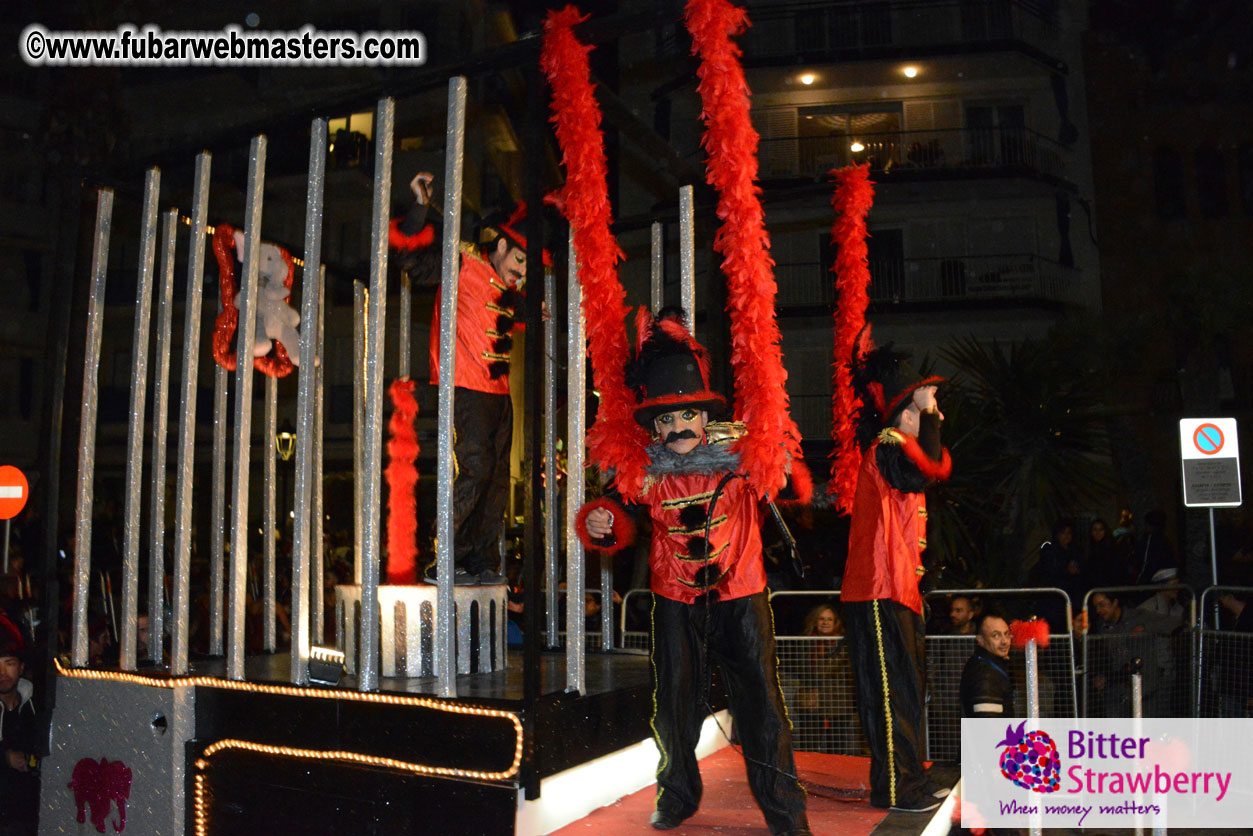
[233,231,302,366]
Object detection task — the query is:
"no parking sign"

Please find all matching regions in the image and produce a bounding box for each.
[1179,418,1242,507]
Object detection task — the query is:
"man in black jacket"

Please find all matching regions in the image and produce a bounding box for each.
[960,613,1015,718]
[0,612,39,836]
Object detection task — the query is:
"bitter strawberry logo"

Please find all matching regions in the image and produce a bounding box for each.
[996,721,1061,793]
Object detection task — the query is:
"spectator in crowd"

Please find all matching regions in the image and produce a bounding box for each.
[1134,510,1176,585]
[1135,568,1186,626]
[948,595,977,635]
[0,612,39,836]
[1218,592,1253,633]
[1038,519,1087,628]
[959,612,1015,718]
[1087,518,1133,590]
[789,604,856,755]
[1089,591,1175,716]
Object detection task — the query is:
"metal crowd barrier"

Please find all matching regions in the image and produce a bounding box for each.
[769,590,866,754]
[923,588,1078,761]
[756,584,1253,763]
[1081,585,1196,718]
[1196,585,1253,718]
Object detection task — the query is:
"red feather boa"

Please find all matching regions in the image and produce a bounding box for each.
[828,164,875,513]
[385,378,420,584]
[541,6,651,499]
[210,223,297,378]
[683,0,807,502]
[1010,618,1051,649]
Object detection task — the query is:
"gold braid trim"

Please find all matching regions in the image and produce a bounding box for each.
[871,599,896,806]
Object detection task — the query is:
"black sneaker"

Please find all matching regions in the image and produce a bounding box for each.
[453,568,480,586]
[889,796,941,813]
[649,809,693,830]
[477,569,506,585]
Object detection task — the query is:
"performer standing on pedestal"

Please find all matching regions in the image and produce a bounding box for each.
[391,173,549,586]
[577,314,811,836]
[840,334,951,813]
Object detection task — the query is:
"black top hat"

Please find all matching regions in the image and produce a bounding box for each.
[627,312,725,428]
[483,202,553,268]
[851,327,943,449]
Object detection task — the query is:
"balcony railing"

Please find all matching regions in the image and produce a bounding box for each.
[757,126,1068,182]
[741,0,1060,60]
[790,393,834,442]
[774,253,1078,308]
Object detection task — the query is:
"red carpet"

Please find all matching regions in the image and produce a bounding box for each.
[550,749,886,836]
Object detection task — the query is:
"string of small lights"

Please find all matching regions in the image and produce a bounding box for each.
[55,655,524,835]
[192,737,522,836]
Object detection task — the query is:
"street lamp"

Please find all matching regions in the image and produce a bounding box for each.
[275,419,297,462]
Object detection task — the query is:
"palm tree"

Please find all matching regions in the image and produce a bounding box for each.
[927,335,1113,588]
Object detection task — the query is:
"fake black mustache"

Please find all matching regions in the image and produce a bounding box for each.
[663,429,699,445]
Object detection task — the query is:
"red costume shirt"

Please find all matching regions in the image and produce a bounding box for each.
[428,245,517,395]
[841,426,951,615]
[576,430,768,605]
[640,444,765,604]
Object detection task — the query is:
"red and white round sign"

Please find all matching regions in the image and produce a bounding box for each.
[0,465,29,520]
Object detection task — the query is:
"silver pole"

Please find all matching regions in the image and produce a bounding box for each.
[120,167,161,671]
[650,221,664,312]
[171,153,211,673]
[292,119,327,681]
[209,322,229,656]
[600,555,614,650]
[227,135,267,681]
[565,230,587,693]
[353,282,366,585]
[435,77,468,698]
[359,97,395,691]
[398,273,412,379]
[147,208,178,664]
[679,185,695,329]
[1025,638,1040,719]
[1210,508,1219,626]
[2,521,7,575]
[1026,637,1042,836]
[71,188,113,667]
[311,269,326,644]
[1132,669,1144,836]
[263,375,277,651]
[544,260,559,647]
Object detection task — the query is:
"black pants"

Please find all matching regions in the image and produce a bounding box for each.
[651,591,809,836]
[452,388,512,574]
[844,598,928,807]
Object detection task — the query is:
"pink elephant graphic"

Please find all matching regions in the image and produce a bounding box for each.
[68,757,132,833]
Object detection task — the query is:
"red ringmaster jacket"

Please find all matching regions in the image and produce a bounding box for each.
[576,428,767,604]
[841,414,951,615]
[391,205,520,395]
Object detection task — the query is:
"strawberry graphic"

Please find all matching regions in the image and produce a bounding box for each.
[995,721,1061,793]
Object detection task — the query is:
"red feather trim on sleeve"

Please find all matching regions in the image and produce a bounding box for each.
[683,0,804,500]
[898,432,953,482]
[1010,618,1051,649]
[385,378,421,584]
[828,163,875,514]
[389,218,436,252]
[541,6,650,500]
[575,497,635,555]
